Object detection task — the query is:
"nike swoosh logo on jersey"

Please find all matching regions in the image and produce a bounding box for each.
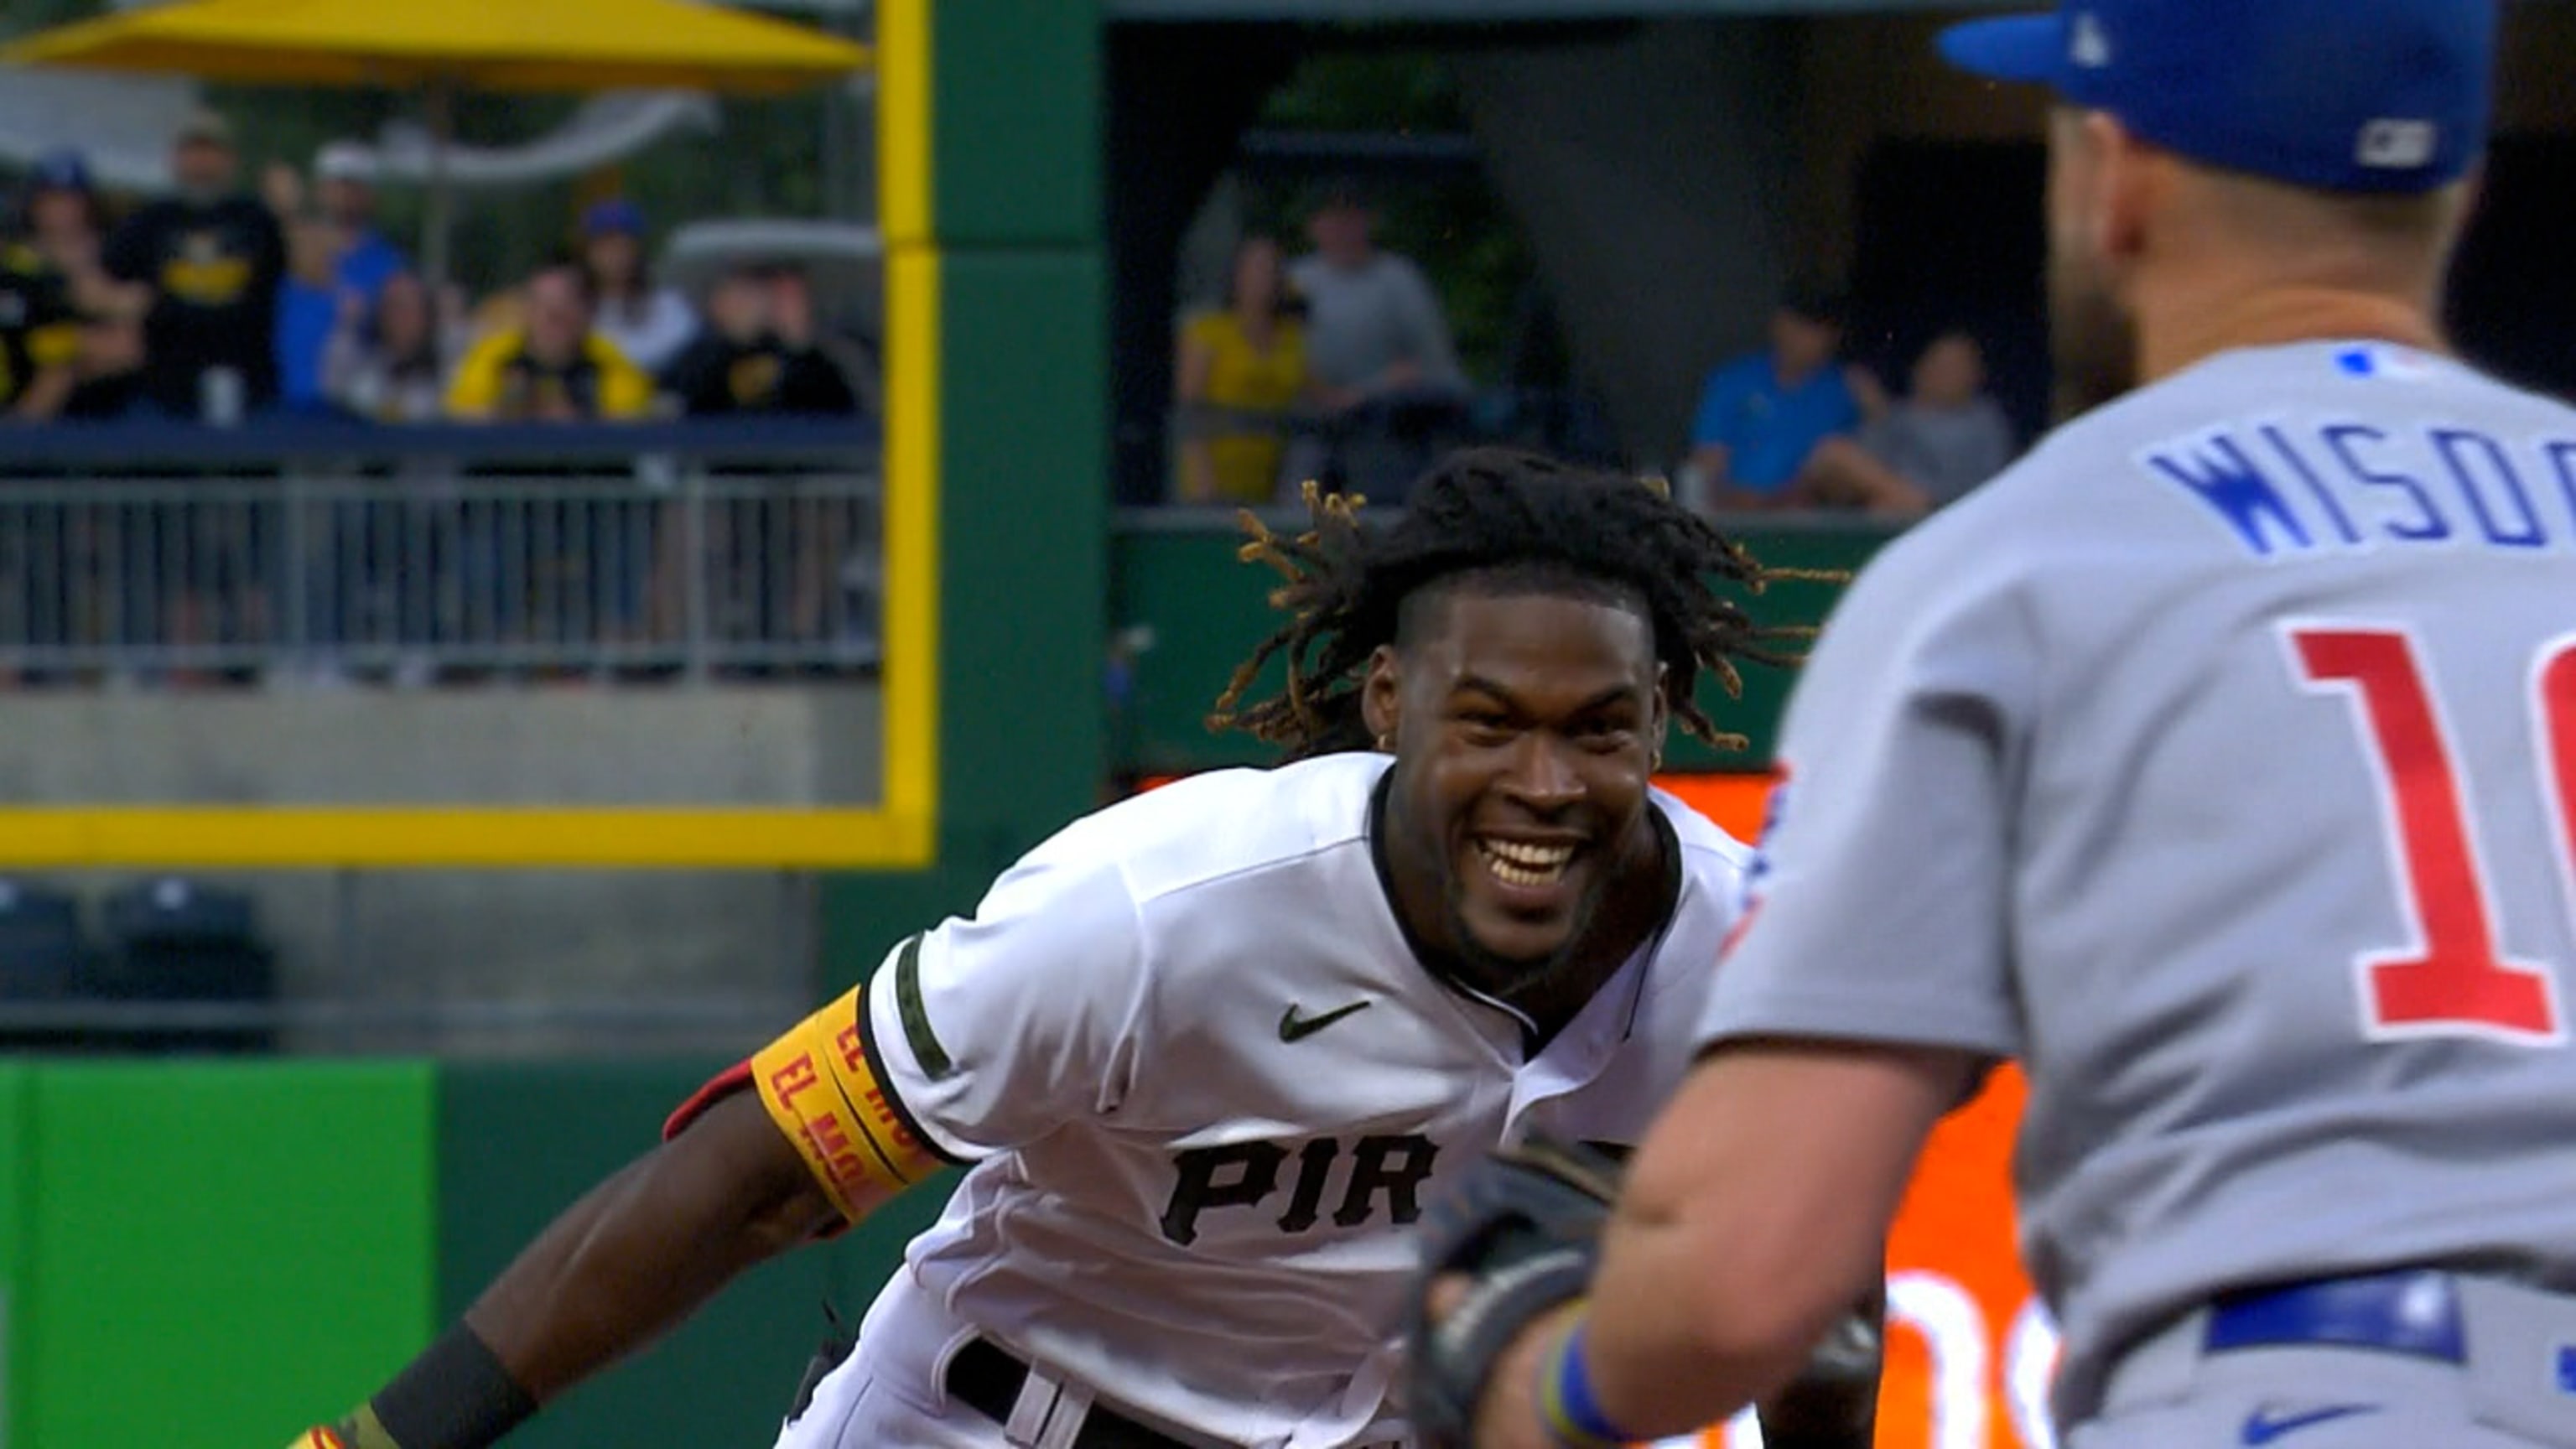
[2240,1402,2381,1445]
[1278,1000,1372,1041]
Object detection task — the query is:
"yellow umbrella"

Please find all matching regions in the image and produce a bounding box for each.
[4,0,873,286]
[3,0,871,96]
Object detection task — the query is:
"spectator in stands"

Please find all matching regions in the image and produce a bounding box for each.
[19,153,143,420]
[1288,179,1465,411]
[0,164,86,682]
[1286,181,1472,501]
[1681,286,1862,512]
[272,143,408,415]
[12,153,144,682]
[1173,232,1310,505]
[769,264,874,413]
[101,108,288,420]
[316,269,470,686]
[772,262,873,657]
[1792,330,2017,517]
[661,262,861,417]
[1,164,85,421]
[444,262,652,423]
[442,263,653,678]
[325,270,464,423]
[651,262,866,662]
[579,200,695,377]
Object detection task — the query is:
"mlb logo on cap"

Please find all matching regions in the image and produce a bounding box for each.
[1940,0,2498,195]
[2069,11,2111,67]
[2357,119,2438,171]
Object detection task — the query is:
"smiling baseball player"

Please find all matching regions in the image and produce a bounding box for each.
[288,447,1881,1449]
[1410,4,2576,1449]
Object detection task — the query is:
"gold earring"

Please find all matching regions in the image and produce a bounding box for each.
[1377,733,1394,751]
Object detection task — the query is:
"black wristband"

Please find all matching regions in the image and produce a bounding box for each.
[369,1322,539,1449]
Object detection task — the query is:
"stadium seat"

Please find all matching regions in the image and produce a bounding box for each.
[92,877,277,1055]
[0,879,90,1052]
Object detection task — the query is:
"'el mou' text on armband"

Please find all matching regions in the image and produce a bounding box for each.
[750,984,941,1218]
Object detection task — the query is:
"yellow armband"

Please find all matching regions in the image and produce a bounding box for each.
[750,984,941,1217]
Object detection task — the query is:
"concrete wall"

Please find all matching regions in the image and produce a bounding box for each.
[3,684,881,1055]
[0,684,881,805]
[1457,18,1806,465]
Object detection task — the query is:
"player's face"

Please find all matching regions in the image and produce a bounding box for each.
[1371,589,1665,983]
[2045,107,2141,418]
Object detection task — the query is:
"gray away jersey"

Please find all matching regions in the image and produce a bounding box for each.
[1701,341,2576,1429]
[864,753,1750,1447]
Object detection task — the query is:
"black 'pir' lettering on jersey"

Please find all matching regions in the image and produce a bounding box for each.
[1159,1134,1441,1245]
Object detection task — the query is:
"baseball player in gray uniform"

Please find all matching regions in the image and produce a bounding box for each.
[286,449,1879,1449]
[1415,3,2576,1448]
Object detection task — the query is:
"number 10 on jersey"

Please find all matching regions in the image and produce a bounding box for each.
[2288,625,2576,1044]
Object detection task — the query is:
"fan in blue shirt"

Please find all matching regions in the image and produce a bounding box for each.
[274,144,409,413]
[1685,288,1861,510]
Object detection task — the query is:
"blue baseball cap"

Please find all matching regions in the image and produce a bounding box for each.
[582,198,646,238]
[1940,0,2497,195]
[29,148,91,194]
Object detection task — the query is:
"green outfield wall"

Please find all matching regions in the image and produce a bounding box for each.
[0,1060,946,1449]
[0,1062,437,1447]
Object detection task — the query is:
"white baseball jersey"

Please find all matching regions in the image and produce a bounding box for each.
[855,751,1750,1447]
[1701,340,2576,1429]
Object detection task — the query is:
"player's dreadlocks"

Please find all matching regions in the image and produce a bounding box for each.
[1211,446,1831,761]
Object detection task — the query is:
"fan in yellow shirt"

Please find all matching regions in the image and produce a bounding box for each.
[445,263,653,422]
[1173,235,1314,505]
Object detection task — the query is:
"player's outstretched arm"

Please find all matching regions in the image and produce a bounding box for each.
[468,1088,850,1400]
[292,1088,860,1449]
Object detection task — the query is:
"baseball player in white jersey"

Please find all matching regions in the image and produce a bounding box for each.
[1416,3,2576,1449]
[286,448,1883,1449]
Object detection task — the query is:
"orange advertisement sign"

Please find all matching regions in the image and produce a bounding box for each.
[1649,774,1776,842]
[1663,1067,2047,1449]
[1655,775,2052,1449]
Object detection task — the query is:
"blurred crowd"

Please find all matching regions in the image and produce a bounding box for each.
[0,106,870,432]
[1172,182,2020,523]
[3,106,2012,528]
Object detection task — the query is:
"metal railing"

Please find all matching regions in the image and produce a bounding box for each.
[0,418,882,681]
